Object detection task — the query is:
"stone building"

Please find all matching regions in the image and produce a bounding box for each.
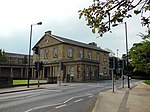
[33,31,109,82]
[0,52,33,79]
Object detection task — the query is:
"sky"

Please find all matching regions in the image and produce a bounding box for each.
[0,0,148,58]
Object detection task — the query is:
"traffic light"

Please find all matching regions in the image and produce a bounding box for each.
[34,46,40,54]
[114,57,118,69]
[118,59,123,68]
[109,57,113,69]
[39,61,43,70]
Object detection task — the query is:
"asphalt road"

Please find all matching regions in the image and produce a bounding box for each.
[0,79,134,112]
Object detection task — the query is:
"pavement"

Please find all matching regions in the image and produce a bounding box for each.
[0,81,150,112]
[92,82,150,112]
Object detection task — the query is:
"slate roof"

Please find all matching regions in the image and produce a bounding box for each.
[46,33,109,53]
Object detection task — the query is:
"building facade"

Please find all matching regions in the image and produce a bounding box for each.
[0,52,33,79]
[33,31,109,82]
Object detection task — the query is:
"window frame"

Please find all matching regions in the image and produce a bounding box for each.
[44,49,49,59]
[53,48,58,58]
[88,51,92,59]
[68,48,73,58]
[79,49,83,58]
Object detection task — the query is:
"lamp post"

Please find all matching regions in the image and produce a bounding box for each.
[27,22,42,88]
[124,22,130,88]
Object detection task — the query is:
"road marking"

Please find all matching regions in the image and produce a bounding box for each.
[88,95,94,98]
[24,103,63,112]
[55,104,67,109]
[74,99,83,103]
[63,97,74,104]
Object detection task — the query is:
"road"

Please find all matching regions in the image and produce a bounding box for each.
[0,79,136,112]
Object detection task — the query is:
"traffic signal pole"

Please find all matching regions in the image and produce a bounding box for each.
[112,69,114,92]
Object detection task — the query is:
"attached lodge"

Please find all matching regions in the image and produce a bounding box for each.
[32,31,109,82]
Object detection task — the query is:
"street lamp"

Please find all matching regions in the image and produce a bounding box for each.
[124,22,130,88]
[27,22,42,88]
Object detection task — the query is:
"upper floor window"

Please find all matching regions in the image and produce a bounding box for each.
[44,49,49,59]
[53,48,58,57]
[45,39,49,45]
[104,54,107,61]
[79,49,83,58]
[88,51,92,59]
[96,53,100,61]
[68,48,73,58]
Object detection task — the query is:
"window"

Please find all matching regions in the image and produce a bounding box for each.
[104,54,107,61]
[70,66,74,76]
[45,39,49,45]
[79,49,83,58]
[104,67,107,74]
[68,48,73,57]
[96,53,100,61]
[57,66,60,76]
[53,48,58,57]
[44,49,49,59]
[88,51,92,59]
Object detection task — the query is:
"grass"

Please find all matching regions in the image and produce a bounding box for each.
[13,80,44,85]
[143,80,150,86]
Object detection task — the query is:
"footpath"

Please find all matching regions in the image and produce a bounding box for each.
[92,82,150,112]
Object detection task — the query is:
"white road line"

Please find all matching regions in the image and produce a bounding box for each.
[63,97,74,104]
[74,99,83,103]
[55,104,67,109]
[24,103,63,112]
[88,95,94,98]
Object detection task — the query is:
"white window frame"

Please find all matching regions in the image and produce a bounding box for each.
[68,48,73,58]
[53,48,58,57]
[44,49,49,59]
[79,49,83,58]
[70,66,74,76]
[96,53,100,61]
[88,51,92,59]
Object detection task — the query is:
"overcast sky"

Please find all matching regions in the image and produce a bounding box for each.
[0,0,147,58]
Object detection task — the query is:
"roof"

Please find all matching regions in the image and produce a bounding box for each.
[46,33,109,53]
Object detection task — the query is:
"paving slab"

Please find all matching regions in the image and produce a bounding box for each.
[93,82,150,112]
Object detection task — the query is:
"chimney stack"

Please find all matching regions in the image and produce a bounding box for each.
[45,30,52,35]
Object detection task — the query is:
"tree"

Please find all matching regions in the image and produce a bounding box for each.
[79,0,150,37]
[129,41,150,74]
[0,49,8,63]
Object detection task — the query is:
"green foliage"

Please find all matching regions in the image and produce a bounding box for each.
[79,0,150,37]
[144,80,150,86]
[129,41,150,74]
[0,49,8,63]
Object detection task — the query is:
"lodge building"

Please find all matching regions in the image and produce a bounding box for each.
[33,31,110,82]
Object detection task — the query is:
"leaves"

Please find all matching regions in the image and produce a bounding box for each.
[134,10,141,15]
[129,41,150,74]
[78,0,150,36]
